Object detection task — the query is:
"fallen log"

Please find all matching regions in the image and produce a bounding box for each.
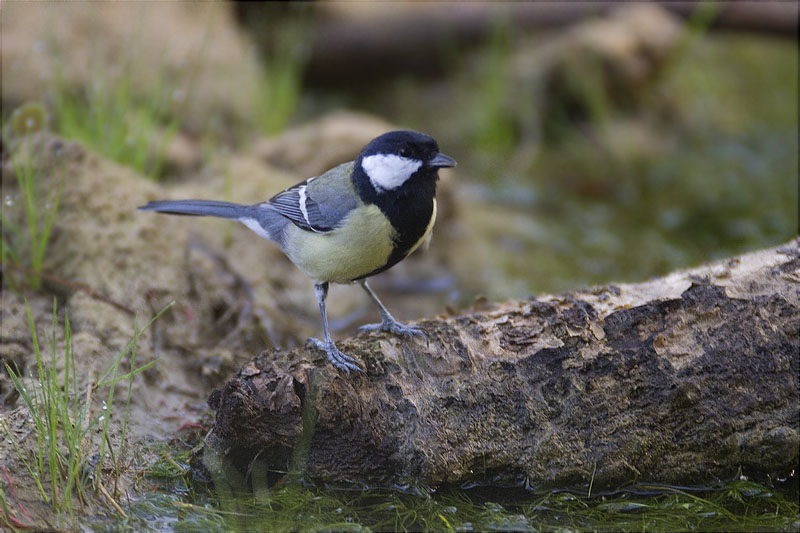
[204,240,799,491]
[294,1,798,87]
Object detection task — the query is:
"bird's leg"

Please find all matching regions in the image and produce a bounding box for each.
[309,282,364,374]
[356,280,427,342]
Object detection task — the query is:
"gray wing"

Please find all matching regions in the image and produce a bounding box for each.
[267,162,358,233]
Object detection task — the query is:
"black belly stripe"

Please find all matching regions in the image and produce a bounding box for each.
[355,200,434,279]
[352,169,437,280]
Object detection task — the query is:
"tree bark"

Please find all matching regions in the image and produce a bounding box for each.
[204,240,799,490]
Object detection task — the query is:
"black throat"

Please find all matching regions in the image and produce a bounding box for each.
[352,162,438,279]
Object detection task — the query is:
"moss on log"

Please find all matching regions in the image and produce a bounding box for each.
[205,240,799,490]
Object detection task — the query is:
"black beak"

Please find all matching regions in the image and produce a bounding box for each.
[429,152,457,169]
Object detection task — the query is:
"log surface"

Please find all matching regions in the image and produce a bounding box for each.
[206,240,799,490]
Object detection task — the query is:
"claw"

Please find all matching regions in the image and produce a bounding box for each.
[357,280,429,345]
[309,338,364,374]
[358,318,428,343]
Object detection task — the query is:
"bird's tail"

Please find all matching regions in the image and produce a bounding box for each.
[138,200,288,244]
[138,200,248,219]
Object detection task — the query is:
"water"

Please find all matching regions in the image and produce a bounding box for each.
[116,473,799,532]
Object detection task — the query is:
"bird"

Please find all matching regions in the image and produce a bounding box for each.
[138,130,456,374]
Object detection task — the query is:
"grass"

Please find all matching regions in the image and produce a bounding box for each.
[0,122,61,291]
[0,300,172,528]
[46,19,307,177]
[253,20,308,136]
[472,15,519,160]
[50,58,180,180]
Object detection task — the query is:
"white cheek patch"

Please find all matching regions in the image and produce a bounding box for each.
[362,154,422,192]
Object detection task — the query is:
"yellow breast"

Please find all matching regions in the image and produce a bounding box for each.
[282,204,396,284]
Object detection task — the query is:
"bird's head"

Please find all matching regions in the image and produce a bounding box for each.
[357,130,456,193]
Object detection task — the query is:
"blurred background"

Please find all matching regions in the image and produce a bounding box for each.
[2,2,798,530]
[3,1,797,303]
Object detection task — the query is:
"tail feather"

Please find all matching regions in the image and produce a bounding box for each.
[138,199,288,244]
[137,200,247,219]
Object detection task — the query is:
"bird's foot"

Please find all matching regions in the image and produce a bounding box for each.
[309,338,364,374]
[358,317,428,343]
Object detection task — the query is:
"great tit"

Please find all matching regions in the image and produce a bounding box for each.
[138,130,456,374]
